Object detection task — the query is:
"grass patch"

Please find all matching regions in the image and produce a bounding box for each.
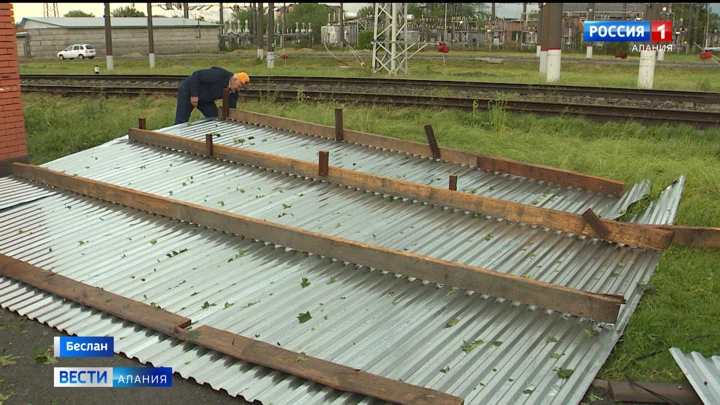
[19,49,720,90]
[18,52,720,384]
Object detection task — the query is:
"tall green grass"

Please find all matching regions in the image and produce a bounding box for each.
[18,51,720,384]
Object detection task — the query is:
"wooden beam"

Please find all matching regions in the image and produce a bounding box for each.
[127,129,672,251]
[474,155,625,197]
[221,88,230,120]
[319,150,329,176]
[12,162,624,322]
[582,208,610,239]
[0,254,463,405]
[653,225,720,248]
[449,174,458,191]
[335,108,344,142]
[228,109,625,196]
[205,133,214,157]
[138,117,146,130]
[0,254,191,338]
[609,380,701,404]
[424,124,441,159]
[185,325,464,405]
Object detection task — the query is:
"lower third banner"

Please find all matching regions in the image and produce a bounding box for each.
[54,367,172,387]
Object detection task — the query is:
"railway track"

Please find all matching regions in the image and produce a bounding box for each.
[20,74,720,128]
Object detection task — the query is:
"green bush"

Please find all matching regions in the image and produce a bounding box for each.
[358,30,374,50]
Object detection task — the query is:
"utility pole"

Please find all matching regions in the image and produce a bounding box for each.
[257,2,264,60]
[586,3,594,58]
[546,2,562,82]
[219,2,224,33]
[339,3,345,48]
[536,2,543,56]
[521,3,527,48]
[540,3,549,75]
[147,2,155,68]
[183,2,189,19]
[705,3,710,48]
[268,2,274,68]
[103,2,113,71]
[638,1,657,89]
[249,3,254,37]
[694,2,701,49]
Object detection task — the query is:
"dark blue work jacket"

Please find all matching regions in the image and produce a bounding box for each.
[180,67,239,108]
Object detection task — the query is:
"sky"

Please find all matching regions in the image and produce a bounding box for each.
[10,2,534,23]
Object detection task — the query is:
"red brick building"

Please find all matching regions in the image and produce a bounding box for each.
[0,3,27,176]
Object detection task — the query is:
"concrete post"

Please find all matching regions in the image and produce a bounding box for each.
[537,3,543,56]
[586,3,594,58]
[257,2,264,60]
[638,50,656,89]
[267,2,275,68]
[103,3,113,71]
[539,3,550,76]
[147,3,155,68]
[546,2,562,82]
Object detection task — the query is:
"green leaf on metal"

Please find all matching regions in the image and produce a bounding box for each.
[554,367,574,379]
[297,311,312,324]
[461,339,484,353]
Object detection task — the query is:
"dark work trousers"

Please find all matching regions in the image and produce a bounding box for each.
[174,83,220,125]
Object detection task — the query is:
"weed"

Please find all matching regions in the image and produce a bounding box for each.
[697,77,712,91]
[488,93,509,133]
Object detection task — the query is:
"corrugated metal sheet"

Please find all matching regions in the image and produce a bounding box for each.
[0,176,54,210]
[0,276,375,405]
[632,176,686,225]
[158,119,646,220]
[0,187,659,405]
[0,119,685,405]
[670,348,720,405]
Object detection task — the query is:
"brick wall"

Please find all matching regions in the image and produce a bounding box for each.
[0,3,28,176]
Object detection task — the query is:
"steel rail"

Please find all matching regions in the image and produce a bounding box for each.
[20,74,720,104]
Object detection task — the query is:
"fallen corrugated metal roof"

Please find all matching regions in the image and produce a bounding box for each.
[0,118,685,404]
[0,186,657,404]
[159,119,646,220]
[670,347,720,405]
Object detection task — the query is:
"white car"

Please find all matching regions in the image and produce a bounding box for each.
[57,44,96,60]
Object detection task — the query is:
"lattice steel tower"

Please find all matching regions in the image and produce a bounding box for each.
[43,3,59,17]
[372,3,426,75]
